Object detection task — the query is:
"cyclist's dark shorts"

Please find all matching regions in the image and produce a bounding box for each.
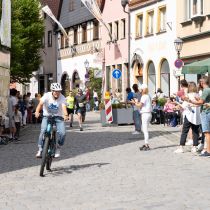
[67,108,74,115]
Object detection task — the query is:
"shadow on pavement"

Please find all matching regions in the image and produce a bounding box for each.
[49,162,110,176]
[0,115,179,174]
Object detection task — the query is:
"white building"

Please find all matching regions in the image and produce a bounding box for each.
[130,0,179,97]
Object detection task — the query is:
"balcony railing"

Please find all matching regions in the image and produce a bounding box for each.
[58,40,101,59]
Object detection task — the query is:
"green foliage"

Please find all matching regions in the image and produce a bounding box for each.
[88,68,102,101]
[10,0,44,83]
[157,97,167,107]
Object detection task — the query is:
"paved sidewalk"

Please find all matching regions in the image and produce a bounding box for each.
[0,112,210,210]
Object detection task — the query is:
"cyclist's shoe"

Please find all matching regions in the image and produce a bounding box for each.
[54,148,61,158]
[36,150,42,158]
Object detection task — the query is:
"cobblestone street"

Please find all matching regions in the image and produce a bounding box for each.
[0,112,210,210]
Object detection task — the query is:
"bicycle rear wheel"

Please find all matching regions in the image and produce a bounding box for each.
[40,136,50,177]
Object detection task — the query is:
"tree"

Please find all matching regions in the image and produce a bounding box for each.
[10,0,44,83]
[88,68,102,103]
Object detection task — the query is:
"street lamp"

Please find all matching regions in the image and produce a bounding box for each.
[174,37,183,59]
[174,37,183,90]
[121,0,130,83]
[84,59,90,86]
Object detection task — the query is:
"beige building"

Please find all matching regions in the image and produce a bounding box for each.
[177,0,210,80]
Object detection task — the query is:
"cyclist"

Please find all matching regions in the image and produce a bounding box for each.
[35,83,68,158]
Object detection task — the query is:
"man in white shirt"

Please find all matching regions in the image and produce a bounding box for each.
[35,83,68,158]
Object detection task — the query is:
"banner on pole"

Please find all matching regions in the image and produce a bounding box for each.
[42,5,68,39]
[0,0,11,48]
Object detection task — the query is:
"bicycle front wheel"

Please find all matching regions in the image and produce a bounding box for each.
[46,130,56,171]
[40,136,50,177]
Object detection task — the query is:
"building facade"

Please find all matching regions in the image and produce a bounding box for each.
[57,0,104,95]
[177,0,210,81]
[101,0,129,100]
[129,0,178,97]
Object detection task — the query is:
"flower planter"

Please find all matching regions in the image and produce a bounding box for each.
[100,108,133,125]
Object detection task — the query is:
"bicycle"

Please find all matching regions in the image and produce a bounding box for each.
[40,116,57,177]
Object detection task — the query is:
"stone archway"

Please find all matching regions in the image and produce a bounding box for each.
[131,53,144,85]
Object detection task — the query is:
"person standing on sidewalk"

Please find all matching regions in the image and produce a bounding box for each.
[188,76,210,156]
[174,82,201,154]
[133,84,152,150]
[66,90,75,127]
[131,84,142,134]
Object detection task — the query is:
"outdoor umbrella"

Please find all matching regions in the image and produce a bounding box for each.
[182,58,210,74]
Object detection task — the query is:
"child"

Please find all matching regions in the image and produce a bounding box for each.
[14,104,22,140]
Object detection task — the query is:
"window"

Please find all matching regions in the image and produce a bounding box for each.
[114,21,119,40]
[136,13,143,37]
[185,0,203,19]
[108,23,112,40]
[82,24,87,43]
[146,10,154,35]
[93,20,99,40]
[117,64,122,92]
[121,19,126,39]
[73,27,78,45]
[157,6,166,32]
[69,0,74,12]
[60,34,64,49]
[48,31,52,47]
[65,32,69,47]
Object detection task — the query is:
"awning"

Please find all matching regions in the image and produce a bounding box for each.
[182,58,210,74]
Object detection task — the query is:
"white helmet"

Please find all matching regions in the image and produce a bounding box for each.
[50,83,62,91]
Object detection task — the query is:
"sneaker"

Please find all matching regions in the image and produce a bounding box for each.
[191,146,198,153]
[70,123,73,127]
[199,151,210,157]
[139,145,146,151]
[132,131,140,135]
[174,146,184,153]
[80,127,83,131]
[36,150,42,158]
[185,139,193,146]
[54,148,61,158]
[197,143,204,152]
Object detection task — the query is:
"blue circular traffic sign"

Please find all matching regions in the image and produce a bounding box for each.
[112,69,122,79]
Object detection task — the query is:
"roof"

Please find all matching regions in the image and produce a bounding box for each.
[41,0,62,18]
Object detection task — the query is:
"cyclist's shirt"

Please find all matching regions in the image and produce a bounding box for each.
[41,92,66,116]
[66,96,75,109]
